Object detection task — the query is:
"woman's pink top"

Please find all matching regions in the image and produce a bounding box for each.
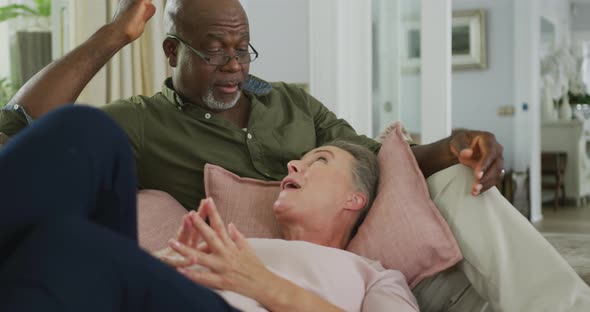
[216,238,419,312]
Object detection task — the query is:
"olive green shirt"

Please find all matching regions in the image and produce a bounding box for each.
[0,76,380,210]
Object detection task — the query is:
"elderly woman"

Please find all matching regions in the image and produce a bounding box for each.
[159,141,418,311]
[0,106,417,312]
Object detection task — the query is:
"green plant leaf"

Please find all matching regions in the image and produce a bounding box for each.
[0,77,17,108]
[34,0,51,17]
[0,1,51,23]
[0,11,30,23]
[0,4,39,15]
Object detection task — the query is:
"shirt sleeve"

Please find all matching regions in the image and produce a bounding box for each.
[362,269,420,312]
[306,92,382,154]
[0,104,31,137]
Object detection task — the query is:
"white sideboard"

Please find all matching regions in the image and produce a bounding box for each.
[541,119,590,206]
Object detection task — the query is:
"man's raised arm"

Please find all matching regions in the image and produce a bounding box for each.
[8,0,156,118]
[411,129,505,196]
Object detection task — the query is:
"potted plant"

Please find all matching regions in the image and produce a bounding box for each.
[0,0,52,91]
[0,0,51,28]
[0,77,17,108]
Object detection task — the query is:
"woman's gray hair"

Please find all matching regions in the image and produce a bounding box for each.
[322,140,379,240]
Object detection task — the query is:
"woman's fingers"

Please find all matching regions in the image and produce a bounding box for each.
[168,239,198,266]
[189,207,227,254]
[201,198,233,246]
[177,213,198,247]
[178,268,224,290]
[197,241,212,254]
[228,223,248,250]
[168,239,226,272]
[160,253,193,267]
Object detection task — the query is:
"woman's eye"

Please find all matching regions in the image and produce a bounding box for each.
[206,49,222,54]
[315,156,328,163]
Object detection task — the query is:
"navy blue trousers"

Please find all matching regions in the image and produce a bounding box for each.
[0,106,239,311]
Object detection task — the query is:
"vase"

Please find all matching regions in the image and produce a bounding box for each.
[542,87,557,121]
[559,97,572,120]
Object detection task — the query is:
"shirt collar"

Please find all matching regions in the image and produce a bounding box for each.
[161,75,273,108]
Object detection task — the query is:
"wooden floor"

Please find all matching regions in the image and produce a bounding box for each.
[534,202,590,234]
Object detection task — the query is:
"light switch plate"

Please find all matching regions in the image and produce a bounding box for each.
[497,106,515,116]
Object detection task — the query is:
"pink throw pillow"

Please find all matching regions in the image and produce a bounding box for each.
[346,122,462,287]
[204,164,283,239]
[202,123,462,287]
[136,189,187,252]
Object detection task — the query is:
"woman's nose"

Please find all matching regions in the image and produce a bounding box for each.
[287,160,304,174]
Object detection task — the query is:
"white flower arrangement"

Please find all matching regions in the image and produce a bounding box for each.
[541,42,588,104]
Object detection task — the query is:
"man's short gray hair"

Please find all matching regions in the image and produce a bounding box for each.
[322,141,379,240]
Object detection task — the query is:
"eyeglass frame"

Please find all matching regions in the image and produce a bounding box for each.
[166,34,259,66]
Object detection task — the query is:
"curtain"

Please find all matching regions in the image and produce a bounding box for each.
[68,0,169,106]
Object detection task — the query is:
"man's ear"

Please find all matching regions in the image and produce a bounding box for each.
[163,38,179,67]
[343,192,367,212]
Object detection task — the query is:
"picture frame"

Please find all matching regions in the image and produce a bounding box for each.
[401,9,488,72]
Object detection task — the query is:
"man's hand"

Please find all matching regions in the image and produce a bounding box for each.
[111,0,157,44]
[450,129,504,196]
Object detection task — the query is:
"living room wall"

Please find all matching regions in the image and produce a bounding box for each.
[452,0,516,170]
[241,0,309,86]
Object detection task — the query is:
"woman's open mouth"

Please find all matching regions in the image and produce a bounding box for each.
[280,178,301,191]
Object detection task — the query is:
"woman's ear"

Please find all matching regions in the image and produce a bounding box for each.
[163,38,179,67]
[343,192,367,212]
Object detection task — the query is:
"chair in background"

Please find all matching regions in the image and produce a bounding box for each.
[541,152,568,210]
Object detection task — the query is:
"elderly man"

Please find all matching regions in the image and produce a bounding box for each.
[1,0,589,311]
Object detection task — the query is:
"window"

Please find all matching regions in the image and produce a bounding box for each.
[0,0,52,107]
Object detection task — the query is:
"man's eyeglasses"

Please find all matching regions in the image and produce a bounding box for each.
[166,34,259,66]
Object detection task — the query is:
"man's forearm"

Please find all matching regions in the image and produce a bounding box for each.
[411,136,458,178]
[9,25,130,118]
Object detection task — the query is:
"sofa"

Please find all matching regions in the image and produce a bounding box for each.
[135,189,490,311]
[2,128,589,310]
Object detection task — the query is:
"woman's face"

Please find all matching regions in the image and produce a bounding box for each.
[273,146,360,227]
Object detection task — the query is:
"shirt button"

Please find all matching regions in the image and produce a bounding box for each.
[205,113,211,119]
[247,133,253,140]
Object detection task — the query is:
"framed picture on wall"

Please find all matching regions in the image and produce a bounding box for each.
[401,9,488,72]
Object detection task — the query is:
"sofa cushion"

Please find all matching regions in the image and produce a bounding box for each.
[346,122,462,288]
[204,164,283,239]
[136,189,187,252]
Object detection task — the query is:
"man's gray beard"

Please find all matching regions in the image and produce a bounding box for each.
[202,88,241,111]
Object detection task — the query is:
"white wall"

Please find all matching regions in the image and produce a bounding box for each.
[308,0,373,136]
[452,0,515,169]
[244,0,374,136]
[243,0,309,85]
[539,0,571,47]
[421,0,452,144]
[572,3,590,34]
[399,2,421,135]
